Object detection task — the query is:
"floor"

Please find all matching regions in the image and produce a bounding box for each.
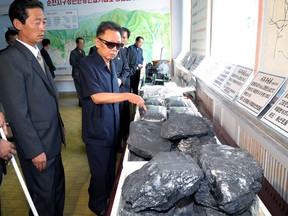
[0,93,121,216]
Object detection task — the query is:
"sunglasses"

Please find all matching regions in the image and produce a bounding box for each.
[98,38,123,50]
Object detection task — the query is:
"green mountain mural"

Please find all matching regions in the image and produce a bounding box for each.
[45,8,170,65]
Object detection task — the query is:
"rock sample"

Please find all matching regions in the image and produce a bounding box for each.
[119,203,175,216]
[169,106,196,116]
[177,136,218,157]
[199,135,218,145]
[195,144,264,215]
[139,105,167,122]
[128,151,148,161]
[144,97,164,106]
[127,121,173,159]
[160,113,214,140]
[173,197,229,216]
[177,136,201,155]
[121,151,204,213]
[164,96,188,109]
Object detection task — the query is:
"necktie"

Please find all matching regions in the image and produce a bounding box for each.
[37,52,46,75]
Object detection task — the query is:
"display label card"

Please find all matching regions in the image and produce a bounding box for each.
[175,50,187,63]
[207,60,227,86]
[180,52,191,66]
[184,53,198,70]
[221,66,253,100]
[192,56,210,79]
[190,55,205,72]
[193,57,224,84]
[212,64,237,89]
[261,90,288,137]
[236,72,286,116]
[45,10,78,30]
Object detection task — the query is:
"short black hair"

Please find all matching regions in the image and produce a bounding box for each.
[121,27,131,38]
[42,38,50,47]
[5,29,18,41]
[96,21,122,38]
[76,37,85,44]
[9,0,44,29]
[136,36,144,42]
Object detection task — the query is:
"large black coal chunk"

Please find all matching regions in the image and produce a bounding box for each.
[119,195,252,216]
[171,195,252,216]
[173,197,228,216]
[128,151,148,161]
[199,135,218,145]
[121,151,204,212]
[177,136,218,157]
[195,144,264,215]
[127,121,173,159]
[177,136,201,154]
[160,113,213,140]
[119,202,175,216]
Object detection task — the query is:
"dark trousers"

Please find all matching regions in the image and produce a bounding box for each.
[72,78,82,106]
[117,100,131,150]
[130,69,141,95]
[19,154,65,216]
[85,144,115,213]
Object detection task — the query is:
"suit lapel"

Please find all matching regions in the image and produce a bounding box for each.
[14,41,57,97]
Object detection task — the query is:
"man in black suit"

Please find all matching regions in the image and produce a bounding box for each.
[88,45,97,55]
[0,29,18,54]
[41,38,56,78]
[129,36,144,95]
[113,27,137,151]
[0,1,66,215]
[69,37,86,106]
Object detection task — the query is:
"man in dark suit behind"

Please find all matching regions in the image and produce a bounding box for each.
[69,37,86,106]
[0,1,66,215]
[129,36,144,95]
[41,38,56,78]
[0,29,18,54]
[113,27,137,151]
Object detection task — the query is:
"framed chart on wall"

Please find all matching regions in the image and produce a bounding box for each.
[259,0,288,76]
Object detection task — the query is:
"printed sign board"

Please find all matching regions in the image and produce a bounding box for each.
[236,72,286,116]
[261,89,288,137]
[212,64,236,89]
[221,66,253,100]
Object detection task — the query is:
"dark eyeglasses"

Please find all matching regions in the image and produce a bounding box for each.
[98,38,123,50]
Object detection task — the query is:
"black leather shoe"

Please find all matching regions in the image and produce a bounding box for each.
[95,209,107,216]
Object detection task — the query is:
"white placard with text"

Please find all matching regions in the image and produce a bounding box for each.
[212,64,237,89]
[261,89,288,137]
[221,66,253,100]
[45,10,79,31]
[236,72,286,116]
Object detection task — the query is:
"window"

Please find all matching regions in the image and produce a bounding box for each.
[211,0,259,67]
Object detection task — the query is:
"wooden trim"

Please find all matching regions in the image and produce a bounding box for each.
[254,0,263,72]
